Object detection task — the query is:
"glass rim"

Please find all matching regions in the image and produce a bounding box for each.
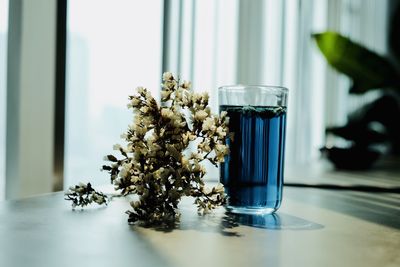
[218,85,288,94]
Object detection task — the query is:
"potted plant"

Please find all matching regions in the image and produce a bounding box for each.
[313,4,400,170]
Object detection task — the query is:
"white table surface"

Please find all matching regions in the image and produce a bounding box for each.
[0,182,399,267]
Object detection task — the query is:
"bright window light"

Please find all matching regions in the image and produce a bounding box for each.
[65,0,163,187]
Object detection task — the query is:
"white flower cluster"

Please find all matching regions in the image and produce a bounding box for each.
[67,72,230,226]
[65,182,107,208]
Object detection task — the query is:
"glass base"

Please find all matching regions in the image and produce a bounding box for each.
[226,205,278,215]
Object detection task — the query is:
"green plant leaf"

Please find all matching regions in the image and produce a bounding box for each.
[313,32,400,94]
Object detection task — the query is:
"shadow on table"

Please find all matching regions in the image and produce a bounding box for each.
[136,211,323,236]
[224,212,324,230]
[285,187,400,230]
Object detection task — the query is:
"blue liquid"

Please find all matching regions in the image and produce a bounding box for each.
[220,105,287,214]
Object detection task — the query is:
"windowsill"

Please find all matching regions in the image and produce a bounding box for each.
[285,157,400,189]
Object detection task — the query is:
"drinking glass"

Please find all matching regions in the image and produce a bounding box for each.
[219,85,288,214]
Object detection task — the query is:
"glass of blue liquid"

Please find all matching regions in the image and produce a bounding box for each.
[219,85,288,214]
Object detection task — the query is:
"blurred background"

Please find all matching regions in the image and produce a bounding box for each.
[0,0,398,200]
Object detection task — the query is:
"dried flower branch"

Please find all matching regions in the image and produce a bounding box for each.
[65,182,107,208]
[66,72,229,226]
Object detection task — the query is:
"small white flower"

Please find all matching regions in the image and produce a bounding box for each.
[181,157,190,170]
[202,187,211,195]
[161,108,174,119]
[140,106,149,113]
[120,168,128,178]
[123,162,133,170]
[214,144,228,162]
[215,144,227,154]
[214,183,225,193]
[113,144,122,151]
[162,72,173,81]
[216,126,226,138]
[181,81,191,89]
[198,140,211,152]
[131,200,141,208]
[131,176,139,183]
[188,133,196,141]
[224,116,230,125]
[145,91,152,99]
[161,90,171,99]
[202,117,214,132]
[192,93,201,102]
[201,92,209,102]
[133,124,147,136]
[182,132,189,144]
[194,110,208,121]
[136,86,145,94]
[130,98,140,107]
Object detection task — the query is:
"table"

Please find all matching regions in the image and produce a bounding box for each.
[0,185,399,267]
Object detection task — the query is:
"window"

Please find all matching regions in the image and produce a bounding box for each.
[65,0,390,187]
[0,0,8,200]
[166,0,390,168]
[0,0,390,199]
[65,0,163,186]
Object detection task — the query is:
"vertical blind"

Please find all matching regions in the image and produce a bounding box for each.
[0,0,9,200]
[163,0,390,172]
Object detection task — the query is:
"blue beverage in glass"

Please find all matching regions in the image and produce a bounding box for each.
[219,86,288,214]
